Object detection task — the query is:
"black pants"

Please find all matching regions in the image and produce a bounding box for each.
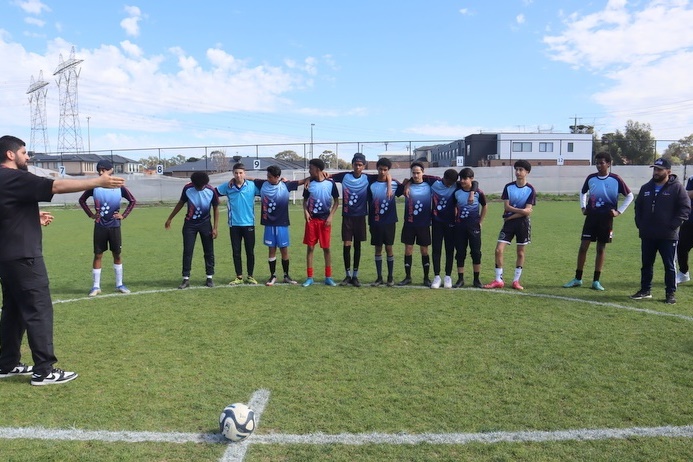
[431,220,455,276]
[182,221,215,278]
[230,226,255,277]
[640,238,677,294]
[0,257,57,376]
[677,222,693,273]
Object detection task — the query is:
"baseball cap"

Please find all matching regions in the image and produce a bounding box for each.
[96,159,113,171]
[352,153,366,165]
[650,158,671,169]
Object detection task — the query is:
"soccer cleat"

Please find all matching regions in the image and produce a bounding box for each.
[563,278,583,288]
[178,279,190,289]
[0,363,33,378]
[116,285,131,294]
[302,277,314,287]
[228,277,244,286]
[443,276,453,289]
[591,281,605,291]
[511,281,524,291]
[423,278,432,287]
[665,293,677,304]
[340,276,352,286]
[397,277,412,286]
[265,276,277,286]
[453,278,465,288]
[371,278,384,287]
[386,277,395,287]
[430,275,442,289]
[473,280,483,288]
[676,271,690,284]
[245,276,259,285]
[351,277,361,287]
[30,368,78,386]
[484,280,504,289]
[88,287,101,297]
[324,277,337,287]
[205,278,214,288]
[630,290,652,300]
[283,275,298,285]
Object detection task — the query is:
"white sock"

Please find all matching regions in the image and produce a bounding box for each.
[495,267,503,281]
[514,267,523,282]
[92,268,101,288]
[114,264,124,287]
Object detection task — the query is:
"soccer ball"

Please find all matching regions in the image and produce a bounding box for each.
[219,403,256,442]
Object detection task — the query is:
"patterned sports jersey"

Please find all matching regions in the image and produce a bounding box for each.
[454,188,487,224]
[501,182,536,218]
[582,172,631,215]
[180,183,218,223]
[331,171,376,217]
[303,179,339,220]
[79,186,136,228]
[368,180,403,226]
[255,179,299,226]
[216,180,259,226]
[403,181,432,227]
[429,178,459,224]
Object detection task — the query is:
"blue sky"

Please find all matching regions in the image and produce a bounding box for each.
[2,0,693,160]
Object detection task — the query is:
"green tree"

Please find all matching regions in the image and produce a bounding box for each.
[275,150,302,162]
[596,121,655,165]
[662,134,693,165]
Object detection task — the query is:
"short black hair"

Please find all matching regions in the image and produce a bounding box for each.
[190,171,209,189]
[410,162,425,171]
[267,165,282,177]
[458,167,475,179]
[514,159,532,173]
[232,163,245,171]
[309,158,325,171]
[0,135,25,162]
[443,169,458,182]
[376,158,392,169]
[595,151,612,164]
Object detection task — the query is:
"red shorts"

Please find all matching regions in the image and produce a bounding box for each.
[303,218,332,249]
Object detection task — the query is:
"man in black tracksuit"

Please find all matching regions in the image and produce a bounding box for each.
[632,157,691,304]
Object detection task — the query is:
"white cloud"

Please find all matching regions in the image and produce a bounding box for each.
[544,0,693,140]
[516,14,526,25]
[120,6,144,37]
[459,8,469,15]
[404,123,484,138]
[24,17,45,27]
[15,0,50,15]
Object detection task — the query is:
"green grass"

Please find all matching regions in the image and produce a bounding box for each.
[0,201,691,461]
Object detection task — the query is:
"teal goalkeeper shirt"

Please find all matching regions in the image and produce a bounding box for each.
[216,180,258,226]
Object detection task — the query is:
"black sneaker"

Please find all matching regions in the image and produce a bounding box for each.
[351,277,361,287]
[630,290,652,300]
[205,278,214,288]
[397,277,412,286]
[423,278,432,287]
[453,278,465,288]
[178,279,190,289]
[340,276,352,286]
[473,280,483,288]
[0,363,33,378]
[371,277,383,287]
[31,368,78,386]
[665,293,676,304]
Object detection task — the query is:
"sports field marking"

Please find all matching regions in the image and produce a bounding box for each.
[53,286,693,322]
[220,389,270,462]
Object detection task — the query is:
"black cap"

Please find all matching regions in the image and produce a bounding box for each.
[650,158,671,169]
[352,153,366,164]
[96,159,113,171]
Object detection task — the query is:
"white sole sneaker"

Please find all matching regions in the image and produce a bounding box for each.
[31,369,79,386]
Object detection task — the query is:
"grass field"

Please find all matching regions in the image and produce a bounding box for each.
[0,200,691,462]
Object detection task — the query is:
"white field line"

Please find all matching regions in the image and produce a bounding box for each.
[0,424,690,446]
[220,389,271,462]
[52,286,693,322]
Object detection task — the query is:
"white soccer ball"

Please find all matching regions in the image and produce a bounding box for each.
[219,403,256,442]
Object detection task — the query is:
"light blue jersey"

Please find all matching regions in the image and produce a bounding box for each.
[216,180,259,226]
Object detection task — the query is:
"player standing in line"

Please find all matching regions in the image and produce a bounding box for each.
[302,159,340,287]
[563,152,633,291]
[368,158,404,287]
[79,159,136,297]
[453,168,487,288]
[216,163,259,285]
[398,162,433,287]
[254,165,302,286]
[330,153,381,287]
[676,175,693,284]
[484,160,536,291]
[164,172,219,289]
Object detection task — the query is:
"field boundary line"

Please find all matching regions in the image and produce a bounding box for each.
[53,287,693,322]
[220,389,271,462]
